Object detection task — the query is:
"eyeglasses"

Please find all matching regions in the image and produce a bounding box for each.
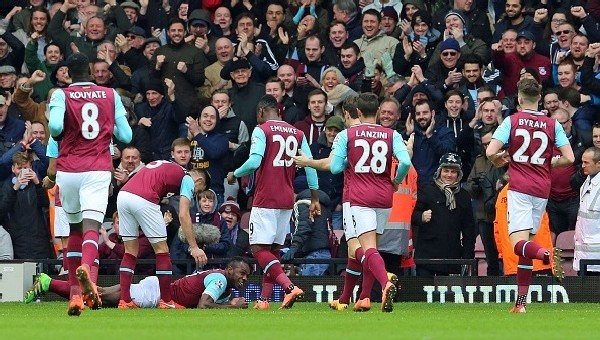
[557,30,573,36]
[126,35,136,39]
[442,51,457,57]
[551,19,567,24]
[558,119,571,125]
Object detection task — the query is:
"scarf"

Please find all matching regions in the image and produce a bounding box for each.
[340,58,365,79]
[434,177,460,210]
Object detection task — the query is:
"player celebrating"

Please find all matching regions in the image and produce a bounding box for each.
[227,95,320,310]
[329,93,411,312]
[486,78,574,313]
[26,257,250,309]
[291,97,367,311]
[117,162,210,309]
[48,52,133,316]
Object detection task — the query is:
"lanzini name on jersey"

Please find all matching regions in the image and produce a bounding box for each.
[355,130,389,139]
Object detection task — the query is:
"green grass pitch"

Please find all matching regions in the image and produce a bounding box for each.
[3,302,600,339]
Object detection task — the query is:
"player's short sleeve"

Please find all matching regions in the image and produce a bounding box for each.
[113,89,127,119]
[249,127,267,157]
[180,175,194,200]
[492,116,512,144]
[48,88,66,136]
[554,121,570,148]
[330,130,349,174]
[202,272,228,303]
[46,137,59,158]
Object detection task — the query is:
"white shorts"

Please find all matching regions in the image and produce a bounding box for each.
[249,208,292,245]
[130,276,161,308]
[117,191,166,243]
[342,202,358,239]
[507,190,548,235]
[56,170,111,223]
[350,206,391,236]
[54,206,70,237]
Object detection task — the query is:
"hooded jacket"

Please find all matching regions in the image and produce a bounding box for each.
[291,189,331,254]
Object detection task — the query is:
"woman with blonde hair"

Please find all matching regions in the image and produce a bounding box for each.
[320,66,357,116]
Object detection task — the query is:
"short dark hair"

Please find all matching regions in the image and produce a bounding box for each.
[340,42,360,55]
[363,9,381,22]
[257,94,279,114]
[266,76,284,89]
[414,99,432,111]
[234,12,255,28]
[342,95,359,119]
[462,54,484,69]
[558,87,581,107]
[43,42,61,56]
[357,92,379,117]
[517,78,541,102]
[308,88,327,102]
[168,18,186,29]
[227,256,250,270]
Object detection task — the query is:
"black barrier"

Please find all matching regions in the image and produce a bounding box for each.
[38,275,599,304]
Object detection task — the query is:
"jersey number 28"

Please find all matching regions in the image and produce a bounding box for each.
[354,139,388,174]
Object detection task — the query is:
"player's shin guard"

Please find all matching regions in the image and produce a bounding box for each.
[91,258,99,283]
[81,230,99,277]
[516,257,533,298]
[364,248,389,287]
[66,232,83,292]
[155,253,173,302]
[254,249,293,294]
[340,257,362,304]
[514,240,549,263]
[260,273,275,300]
[119,253,137,302]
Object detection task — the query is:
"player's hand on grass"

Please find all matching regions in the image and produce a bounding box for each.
[230,297,248,308]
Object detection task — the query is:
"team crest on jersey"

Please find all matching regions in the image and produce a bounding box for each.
[538,67,547,76]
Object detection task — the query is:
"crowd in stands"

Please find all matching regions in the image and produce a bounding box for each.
[1,0,600,276]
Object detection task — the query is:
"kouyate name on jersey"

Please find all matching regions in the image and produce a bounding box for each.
[67,90,108,99]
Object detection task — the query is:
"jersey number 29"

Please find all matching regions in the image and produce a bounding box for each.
[272,135,298,167]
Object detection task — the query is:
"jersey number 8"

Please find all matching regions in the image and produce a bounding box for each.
[81,103,100,140]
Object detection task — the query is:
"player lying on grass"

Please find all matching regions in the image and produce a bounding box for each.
[25,257,250,309]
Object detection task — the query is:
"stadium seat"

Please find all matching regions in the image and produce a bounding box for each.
[555,230,576,276]
[240,212,251,232]
[474,235,487,276]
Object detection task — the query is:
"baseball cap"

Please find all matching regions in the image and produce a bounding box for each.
[120,1,140,11]
[0,93,6,106]
[127,26,146,38]
[519,67,539,81]
[516,30,535,41]
[0,65,16,74]
[325,116,345,131]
